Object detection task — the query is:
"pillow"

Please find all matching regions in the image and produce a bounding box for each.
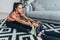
[31,1,45,11]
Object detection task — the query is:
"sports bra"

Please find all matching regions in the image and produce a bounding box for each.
[7,14,15,22]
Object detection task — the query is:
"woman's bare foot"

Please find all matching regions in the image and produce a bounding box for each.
[38,30,44,37]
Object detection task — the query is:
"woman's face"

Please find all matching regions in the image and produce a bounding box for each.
[16,4,23,13]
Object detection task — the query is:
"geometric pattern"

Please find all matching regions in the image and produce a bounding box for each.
[0,19,42,40]
[42,23,60,33]
[0,19,60,33]
[0,19,60,40]
[0,28,42,40]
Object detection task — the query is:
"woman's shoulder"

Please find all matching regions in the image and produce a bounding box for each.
[9,11,15,15]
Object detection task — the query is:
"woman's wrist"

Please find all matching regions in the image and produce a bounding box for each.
[27,21,32,27]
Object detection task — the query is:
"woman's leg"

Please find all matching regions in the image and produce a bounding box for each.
[36,23,44,36]
[44,31,60,38]
[41,35,60,40]
[35,23,60,39]
[6,21,30,33]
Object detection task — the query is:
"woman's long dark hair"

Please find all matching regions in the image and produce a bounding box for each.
[12,2,23,11]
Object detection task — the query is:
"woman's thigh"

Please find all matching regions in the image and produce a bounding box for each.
[41,35,60,40]
[44,31,60,38]
[6,21,31,32]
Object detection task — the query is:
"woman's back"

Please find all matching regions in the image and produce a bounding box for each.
[7,12,16,22]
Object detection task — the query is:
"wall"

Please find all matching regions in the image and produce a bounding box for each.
[0,0,20,13]
[1,0,60,13]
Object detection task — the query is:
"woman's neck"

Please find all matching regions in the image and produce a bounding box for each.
[14,10,20,14]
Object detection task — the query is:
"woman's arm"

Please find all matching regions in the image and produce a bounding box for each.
[21,13,35,22]
[11,13,31,26]
[20,12,41,26]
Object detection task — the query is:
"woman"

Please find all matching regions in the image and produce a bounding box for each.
[6,2,60,40]
[6,2,41,33]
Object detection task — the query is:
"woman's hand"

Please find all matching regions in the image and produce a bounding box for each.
[34,20,41,25]
[27,21,39,27]
[32,22,39,27]
[27,20,41,27]
[32,20,41,27]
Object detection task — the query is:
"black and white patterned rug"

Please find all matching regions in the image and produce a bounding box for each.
[0,19,60,33]
[0,19,42,40]
[0,19,60,40]
[0,28,42,40]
